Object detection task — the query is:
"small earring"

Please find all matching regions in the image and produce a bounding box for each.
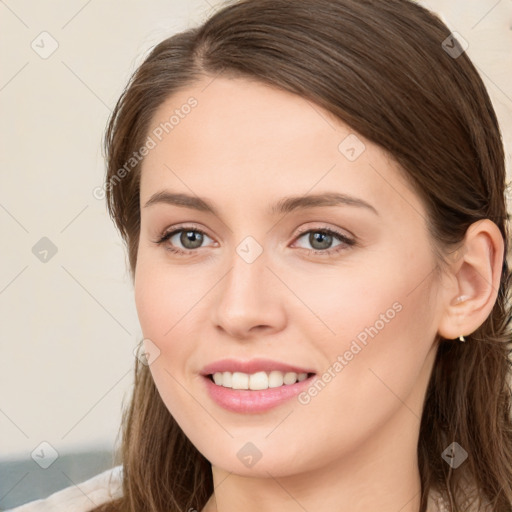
[456,296,468,342]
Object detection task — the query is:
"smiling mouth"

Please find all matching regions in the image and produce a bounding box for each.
[207,370,316,390]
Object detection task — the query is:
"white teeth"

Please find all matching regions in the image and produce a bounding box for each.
[222,371,232,388]
[231,372,249,390]
[283,372,298,385]
[211,370,309,390]
[268,370,284,388]
[249,371,268,390]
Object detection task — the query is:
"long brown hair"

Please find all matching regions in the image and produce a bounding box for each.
[95,0,512,510]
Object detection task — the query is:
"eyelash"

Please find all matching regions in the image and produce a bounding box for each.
[152,224,356,258]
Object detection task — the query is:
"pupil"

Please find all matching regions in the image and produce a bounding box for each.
[311,232,332,250]
[182,230,203,249]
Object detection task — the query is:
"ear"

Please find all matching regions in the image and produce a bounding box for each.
[437,219,504,341]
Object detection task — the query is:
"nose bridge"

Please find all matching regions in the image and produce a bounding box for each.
[212,234,285,336]
[221,236,268,309]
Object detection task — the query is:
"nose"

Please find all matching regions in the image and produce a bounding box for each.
[211,245,287,339]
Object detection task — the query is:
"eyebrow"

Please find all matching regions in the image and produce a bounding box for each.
[143,191,378,216]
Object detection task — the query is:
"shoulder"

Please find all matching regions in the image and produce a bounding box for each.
[6,465,123,512]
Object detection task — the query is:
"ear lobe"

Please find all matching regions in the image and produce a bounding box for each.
[436,219,504,341]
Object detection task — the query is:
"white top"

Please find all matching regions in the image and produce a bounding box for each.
[5,465,123,512]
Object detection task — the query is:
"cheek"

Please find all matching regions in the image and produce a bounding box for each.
[287,256,428,352]
[133,251,211,386]
[134,262,170,342]
[134,248,203,340]
[134,255,184,381]
[134,258,197,418]
[304,249,438,416]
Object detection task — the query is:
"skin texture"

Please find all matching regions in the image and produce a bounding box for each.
[134,76,503,512]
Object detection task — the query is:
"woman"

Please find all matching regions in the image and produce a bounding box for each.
[12,0,512,511]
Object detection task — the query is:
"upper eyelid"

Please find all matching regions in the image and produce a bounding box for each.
[294,224,354,239]
[162,223,210,237]
[161,223,351,237]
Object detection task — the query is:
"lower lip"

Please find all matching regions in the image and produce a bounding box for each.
[202,374,317,413]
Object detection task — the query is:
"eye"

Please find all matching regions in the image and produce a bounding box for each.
[292,227,356,256]
[152,224,356,257]
[153,224,214,255]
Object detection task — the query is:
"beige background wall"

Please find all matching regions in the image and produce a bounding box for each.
[1,0,511,467]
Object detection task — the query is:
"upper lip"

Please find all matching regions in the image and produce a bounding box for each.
[201,358,316,376]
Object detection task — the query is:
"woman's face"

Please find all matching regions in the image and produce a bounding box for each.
[134,76,444,477]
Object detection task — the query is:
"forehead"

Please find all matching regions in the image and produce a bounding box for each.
[139,76,423,223]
